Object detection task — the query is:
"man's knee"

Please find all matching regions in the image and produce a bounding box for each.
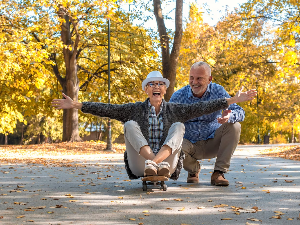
[181,138,193,155]
[124,120,139,133]
[170,122,185,136]
[226,122,241,137]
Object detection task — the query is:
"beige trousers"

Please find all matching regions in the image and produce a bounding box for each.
[182,122,241,173]
[124,120,185,177]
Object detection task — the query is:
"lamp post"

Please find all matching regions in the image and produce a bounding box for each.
[256,80,261,144]
[105,18,114,152]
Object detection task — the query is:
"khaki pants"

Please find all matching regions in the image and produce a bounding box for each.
[182,122,241,173]
[124,120,185,177]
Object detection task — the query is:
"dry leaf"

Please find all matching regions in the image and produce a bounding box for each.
[142,210,148,213]
[178,207,185,211]
[271,215,281,219]
[245,222,260,225]
[274,211,285,215]
[214,204,228,208]
[247,218,261,222]
[16,215,25,218]
[221,218,232,220]
[285,180,293,183]
[129,218,136,221]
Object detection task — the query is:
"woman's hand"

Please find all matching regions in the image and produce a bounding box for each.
[227,87,257,105]
[51,93,82,110]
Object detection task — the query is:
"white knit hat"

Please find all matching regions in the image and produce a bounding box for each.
[142,71,170,91]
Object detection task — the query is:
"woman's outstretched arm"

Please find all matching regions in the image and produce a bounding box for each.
[51,93,82,110]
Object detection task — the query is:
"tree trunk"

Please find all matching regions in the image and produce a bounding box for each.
[4,134,8,145]
[20,123,24,145]
[37,133,41,144]
[291,122,294,143]
[98,120,103,141]
[153,0,183,101]
[59,10,82,142]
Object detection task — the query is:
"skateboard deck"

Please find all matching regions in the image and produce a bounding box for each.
[141,176,169,191]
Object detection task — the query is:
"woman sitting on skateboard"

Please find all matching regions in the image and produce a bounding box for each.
[52,71,256,180]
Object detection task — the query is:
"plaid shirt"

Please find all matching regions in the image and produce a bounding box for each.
[148,100,164,155]
[170,82,245,143]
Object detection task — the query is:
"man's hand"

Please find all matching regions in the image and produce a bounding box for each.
[226,87,257,105]
[217,109,231,124]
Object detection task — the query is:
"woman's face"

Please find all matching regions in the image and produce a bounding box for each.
[144,80,167,102]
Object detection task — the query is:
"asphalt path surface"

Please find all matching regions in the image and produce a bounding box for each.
[1,144,300,225]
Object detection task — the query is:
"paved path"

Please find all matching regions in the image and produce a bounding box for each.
[1,145,300,225]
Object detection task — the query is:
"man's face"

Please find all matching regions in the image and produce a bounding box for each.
[189,66,212,98]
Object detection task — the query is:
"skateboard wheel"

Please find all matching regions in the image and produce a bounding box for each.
[143,184,147,191]
[162,184,167,191]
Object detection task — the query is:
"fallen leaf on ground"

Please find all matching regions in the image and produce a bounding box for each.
[271,215,281,219]
[247,218,261,222]
[274,211,285,215]
[245,222,260,225]
[214,204,228,208]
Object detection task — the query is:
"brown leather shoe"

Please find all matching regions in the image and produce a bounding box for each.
[211,171,229,186]
[187,171,200,183]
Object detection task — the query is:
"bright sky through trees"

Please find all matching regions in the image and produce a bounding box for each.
[198,0,249,25]
[124,0,249,33]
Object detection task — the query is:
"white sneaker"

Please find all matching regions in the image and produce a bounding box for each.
[144,160,158,176]
[157,162,170,177]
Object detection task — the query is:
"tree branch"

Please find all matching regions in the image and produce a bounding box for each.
[153,0,170,66]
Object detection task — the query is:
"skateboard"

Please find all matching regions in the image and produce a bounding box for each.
[141,176,168,191]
